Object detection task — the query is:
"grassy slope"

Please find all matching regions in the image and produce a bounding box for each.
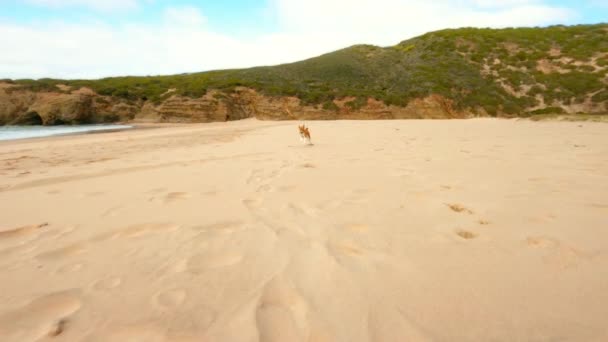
[5,24,608,116]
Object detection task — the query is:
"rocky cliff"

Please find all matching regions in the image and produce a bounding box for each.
[0,83,474,125]
[0,83,139,125]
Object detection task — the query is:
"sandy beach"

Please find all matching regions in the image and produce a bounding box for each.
[1,118,607,341]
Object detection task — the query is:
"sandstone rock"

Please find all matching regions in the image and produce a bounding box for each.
[28,93,93,125]
[0,82,480,126]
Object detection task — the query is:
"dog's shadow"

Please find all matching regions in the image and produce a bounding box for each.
[288,144,315,148]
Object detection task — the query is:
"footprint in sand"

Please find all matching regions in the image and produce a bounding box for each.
[328,240,365,257]
[256,277,309,342]
[243,198,263,209]
[0,290,81,341]
[478,220,491,225]
[446,203,474,214]
[455,229,477,240]
[526,236,589,269]
[93,277,122,291]
[149,192,191,204]
[246,169,264,185]
[287,202,320,218]
[154,289,187,308]
[163,192,192,203]
[101,206,123,218]
[48,318,68,337]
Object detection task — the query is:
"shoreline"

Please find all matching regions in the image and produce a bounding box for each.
[1,114,607,144]
[0,122,172,145]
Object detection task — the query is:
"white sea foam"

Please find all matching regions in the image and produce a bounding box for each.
[0,125,132,141]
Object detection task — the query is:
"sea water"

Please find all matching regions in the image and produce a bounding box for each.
[0,124,133,141]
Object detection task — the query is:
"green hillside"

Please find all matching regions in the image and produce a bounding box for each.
[6,23,608,116]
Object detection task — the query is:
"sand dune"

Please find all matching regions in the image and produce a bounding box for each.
[1,118,607,341]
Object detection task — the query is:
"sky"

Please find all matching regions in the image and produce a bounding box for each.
[0,0,606,79]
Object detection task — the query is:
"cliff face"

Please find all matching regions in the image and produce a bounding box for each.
[0,84,139,125]
[0,83,474,125]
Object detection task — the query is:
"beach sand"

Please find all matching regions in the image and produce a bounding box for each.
[1,118,607,341]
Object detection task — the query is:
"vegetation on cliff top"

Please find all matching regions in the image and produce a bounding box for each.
[9,23,608,116]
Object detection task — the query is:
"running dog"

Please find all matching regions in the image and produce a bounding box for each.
[298,125,312,145]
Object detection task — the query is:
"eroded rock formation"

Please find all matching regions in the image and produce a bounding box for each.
[0,83,479,126]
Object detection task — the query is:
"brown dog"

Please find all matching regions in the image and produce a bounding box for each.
[298,125,312,145]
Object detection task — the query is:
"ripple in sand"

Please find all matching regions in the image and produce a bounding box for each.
[0,223,48,245]
[94,223,181,241]
[0,290,81,342]
[36,243,87,260]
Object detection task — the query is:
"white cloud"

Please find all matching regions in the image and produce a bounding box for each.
[24,0,141,11]
[163,6,207,27]
[271,0,575,45]
[0,1,578,79]
[0,18,333,79]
